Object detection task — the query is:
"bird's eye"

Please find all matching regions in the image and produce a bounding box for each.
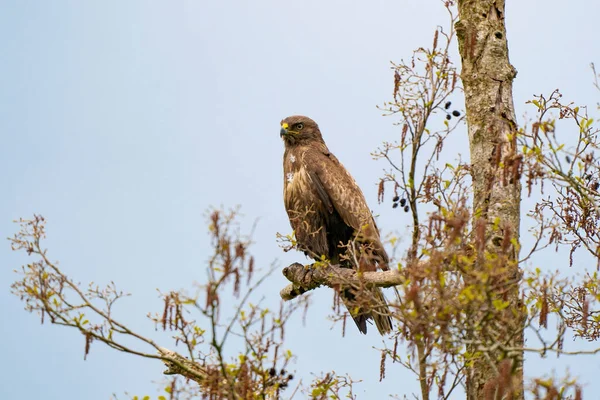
[295,123,304,130]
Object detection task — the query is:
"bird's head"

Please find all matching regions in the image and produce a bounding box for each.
[279,115,323,146]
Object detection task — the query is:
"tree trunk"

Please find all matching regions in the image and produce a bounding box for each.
[455,1,524,399]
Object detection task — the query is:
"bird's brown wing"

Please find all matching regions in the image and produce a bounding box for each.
[307,169,334,214]
[305,148,393,334]
[305,149,389,270]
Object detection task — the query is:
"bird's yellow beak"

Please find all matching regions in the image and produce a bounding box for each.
[280,122,289,136]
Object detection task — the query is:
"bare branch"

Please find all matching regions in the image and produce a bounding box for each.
[159,347,208,380]
[279,262,404,301]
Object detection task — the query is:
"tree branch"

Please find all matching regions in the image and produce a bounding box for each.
[279,262,404,301]
[159,347,208,382]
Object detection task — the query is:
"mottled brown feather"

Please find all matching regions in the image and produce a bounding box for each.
[281,115,392,335]
[305,150,390,270]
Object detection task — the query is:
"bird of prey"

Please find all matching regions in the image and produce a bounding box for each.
[280,115,392,335]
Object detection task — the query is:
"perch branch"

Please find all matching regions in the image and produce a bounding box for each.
[279,262,404,301]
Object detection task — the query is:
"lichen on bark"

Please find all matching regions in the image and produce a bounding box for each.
[456,1,524,398]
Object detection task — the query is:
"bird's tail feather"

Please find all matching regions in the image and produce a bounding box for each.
[341,287,392,335]
[370,287,393,335]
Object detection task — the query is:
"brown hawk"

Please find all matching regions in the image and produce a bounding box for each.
[280,115,392,335]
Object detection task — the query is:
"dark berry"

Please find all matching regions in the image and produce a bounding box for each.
[452,110,461,117]
[446,114,451,120]
[392,203,399,209]
[399,198,407,207]
[269,368,276,376]
[565,155,571,163]
[404,205,410,212]
[445,101,451,109]
[392,195,400,202]
[288,374,294,380]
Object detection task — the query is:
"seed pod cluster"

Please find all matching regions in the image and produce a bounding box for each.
[392,195,410,212]
[444,101,461,120]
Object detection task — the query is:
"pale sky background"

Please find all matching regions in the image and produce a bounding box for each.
[2,1,600,399]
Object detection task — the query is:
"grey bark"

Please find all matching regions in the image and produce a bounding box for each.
[455,0,524,398]
[159,347,209,382]
[280,262,404,301]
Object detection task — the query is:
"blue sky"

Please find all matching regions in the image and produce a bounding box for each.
[1,1,599,399]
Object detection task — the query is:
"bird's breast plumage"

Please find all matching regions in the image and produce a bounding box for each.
[282,148,330,257]
[283,150,317,213]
